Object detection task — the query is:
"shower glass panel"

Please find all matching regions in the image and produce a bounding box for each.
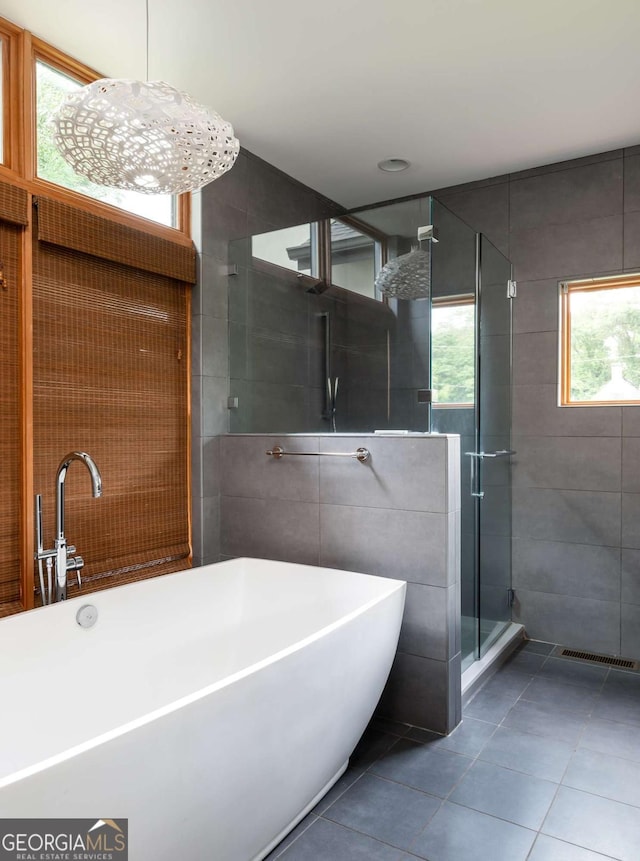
[227,196,514,673]
[351,196,433,431]
[476,235,513,657]
[227,197,433,434]
[429,199,478,667]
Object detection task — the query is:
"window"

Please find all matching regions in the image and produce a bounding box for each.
[0,38,4,163]
[35,60,175,228]
[0,15,194,617]
[560,274,640,405]
[431,296,475,407]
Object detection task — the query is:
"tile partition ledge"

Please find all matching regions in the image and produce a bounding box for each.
[219,433,462,734]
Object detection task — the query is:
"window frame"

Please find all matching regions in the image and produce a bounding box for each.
[0,19,24,176]
[30,39,188,238]
[560,273,640,407]
[431,293,476,409]
[0,13,195,616]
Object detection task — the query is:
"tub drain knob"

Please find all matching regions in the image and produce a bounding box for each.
[76,604,98,629]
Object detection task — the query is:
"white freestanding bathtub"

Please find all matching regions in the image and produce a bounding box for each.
[0,557,405,861]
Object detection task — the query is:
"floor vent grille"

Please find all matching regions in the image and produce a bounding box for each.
[558,648,638,670]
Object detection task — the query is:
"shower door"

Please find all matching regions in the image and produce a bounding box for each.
[472,235,514,657]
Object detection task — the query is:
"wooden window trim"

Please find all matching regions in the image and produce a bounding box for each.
[0,19,24,176]
[560,273,640,407]
[30,38,191,242]
[0,12,196,616]
[0,22,192,243]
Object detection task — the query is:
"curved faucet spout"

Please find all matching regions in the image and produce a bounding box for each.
[56,451,102,541]
[54,452,102,601]
[35,452,103,605]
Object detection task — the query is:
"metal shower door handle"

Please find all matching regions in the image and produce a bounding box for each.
[464,450,516,499]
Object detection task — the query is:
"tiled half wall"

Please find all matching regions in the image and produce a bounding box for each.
[219,433,462,734]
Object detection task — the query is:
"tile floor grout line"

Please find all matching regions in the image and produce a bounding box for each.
[275,643,640,860]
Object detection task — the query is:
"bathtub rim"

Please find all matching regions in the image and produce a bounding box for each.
[0,557,405,790]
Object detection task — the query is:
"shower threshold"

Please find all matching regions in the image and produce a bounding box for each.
[461,621,524,707]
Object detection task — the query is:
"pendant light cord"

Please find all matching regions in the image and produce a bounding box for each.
[145,0,149,81]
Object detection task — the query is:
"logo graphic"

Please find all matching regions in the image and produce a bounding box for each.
[0,818,128,860]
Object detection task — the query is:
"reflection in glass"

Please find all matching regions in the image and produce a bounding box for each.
[252,224,314,275]
[330,219,377,298]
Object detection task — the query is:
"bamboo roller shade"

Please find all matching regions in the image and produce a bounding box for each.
[37,197,197,283]
[0,221,23,607]
[0,181,28,227]
[32,206,191,599]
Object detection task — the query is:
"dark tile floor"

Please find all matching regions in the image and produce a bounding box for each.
[265,641,640,861]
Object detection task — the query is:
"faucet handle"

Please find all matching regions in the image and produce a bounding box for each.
[67,556,84,589]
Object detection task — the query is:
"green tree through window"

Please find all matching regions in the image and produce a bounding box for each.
[36,61,175,227]
[563,278,640,404]
[431,299,475,405]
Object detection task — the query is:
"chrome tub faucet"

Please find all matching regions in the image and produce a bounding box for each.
[35,452,102,604]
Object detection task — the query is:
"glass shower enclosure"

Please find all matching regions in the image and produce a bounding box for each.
[428,200,515,669]
[228,194,515,672]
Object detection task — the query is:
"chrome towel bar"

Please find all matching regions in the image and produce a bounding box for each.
[266,445,370,463]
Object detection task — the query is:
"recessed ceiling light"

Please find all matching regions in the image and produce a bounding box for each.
[377,158,410,172]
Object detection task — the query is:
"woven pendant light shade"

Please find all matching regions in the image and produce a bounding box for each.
[53,78,240,195]
[375,247,431,299]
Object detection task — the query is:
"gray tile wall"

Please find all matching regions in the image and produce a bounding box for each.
[219,433,462,734]
[191,150,342,566]
[226,260,397,435]
[194,141,640,744]
[437,146,640,659]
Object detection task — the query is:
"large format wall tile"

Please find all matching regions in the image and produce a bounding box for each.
[220,496,319,565]
[623,210,640,269]
[513,385,621,437]
[622,493,640,548]
[509,158,622,232]
[202,316,229,379]
[512,279,560,335]
[319,504,448,585]
[512,332,558,386]
[512,487,620,546]
[398,583,452,661]
[621,603,640,657]
[513,538,621,602]
[622,549,640,604]
[623,407,640,436]
[437,181,510,257]
[512,436,621,492]
[624,154,640,213]
[202,496,220,563]
[319,435,447,513]
[378,651,453,733]
[622,437,640,492]
[513,590,620,655]
[509,149,622,182]
[509,214,622,282]
[202,376,229,436]
[220,435,319,502]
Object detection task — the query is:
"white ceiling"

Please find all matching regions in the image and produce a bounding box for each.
[4,0,640,208]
